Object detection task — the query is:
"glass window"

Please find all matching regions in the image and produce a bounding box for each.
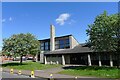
[45,46,48,50]
[65,44,70,48]
[45,42,49,46]
[66,43,70,46]
[55,45,59,49]
[59,40,64,45]
[41,47,44,50]
[65,39,69,44]
[41,43,44,47]
[55,40,59,45]
[60,44,64,49]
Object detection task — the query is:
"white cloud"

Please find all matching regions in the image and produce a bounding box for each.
[9,17,12,21]
[56,13,70,25]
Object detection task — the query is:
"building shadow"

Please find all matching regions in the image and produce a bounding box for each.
[62,65,118,70]
[2,62,27,67]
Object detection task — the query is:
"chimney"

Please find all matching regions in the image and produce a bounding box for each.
[50,25,55,51]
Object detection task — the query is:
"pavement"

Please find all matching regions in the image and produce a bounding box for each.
[2,72,30,78]
[2,67,95,79]
[2,72,48,80]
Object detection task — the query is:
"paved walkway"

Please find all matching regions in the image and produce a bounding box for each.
[2,67,95,78]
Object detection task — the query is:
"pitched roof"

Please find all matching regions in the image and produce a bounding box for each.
[44,45,93,55]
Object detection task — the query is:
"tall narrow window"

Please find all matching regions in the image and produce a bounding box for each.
[40,42,44,50]
[41,43,44,47]
[45,42,49,50]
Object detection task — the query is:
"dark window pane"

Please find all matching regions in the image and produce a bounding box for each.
[59,40,64,45]
[65,44,70,48]
[45,46,48,50]
[41,47,44,50]
[65,39,69,44]
[45,42,49,46]
[55,40,59,45]
[41,43,44,47]
[60,44,64,49]
[55,45,59,49]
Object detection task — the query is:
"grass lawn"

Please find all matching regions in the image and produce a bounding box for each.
[2,61,61,70]
[58,66,120,79]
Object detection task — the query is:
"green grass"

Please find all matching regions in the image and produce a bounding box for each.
[58,66,120,79]
[2,61,61,70]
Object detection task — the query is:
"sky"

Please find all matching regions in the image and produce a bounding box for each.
[1,2,118,49]
[2,0,120,2]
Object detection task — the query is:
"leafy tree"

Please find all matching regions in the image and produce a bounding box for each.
[2,33,40,64]
[86,11,120,67]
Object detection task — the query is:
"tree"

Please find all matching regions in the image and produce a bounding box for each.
[86,11,120,67]
[2,33,40,64]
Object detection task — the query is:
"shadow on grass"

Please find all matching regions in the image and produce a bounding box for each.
[2,62,27,67]
[62,66,118,70]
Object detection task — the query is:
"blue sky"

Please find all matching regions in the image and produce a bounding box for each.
[2,2,118,45]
